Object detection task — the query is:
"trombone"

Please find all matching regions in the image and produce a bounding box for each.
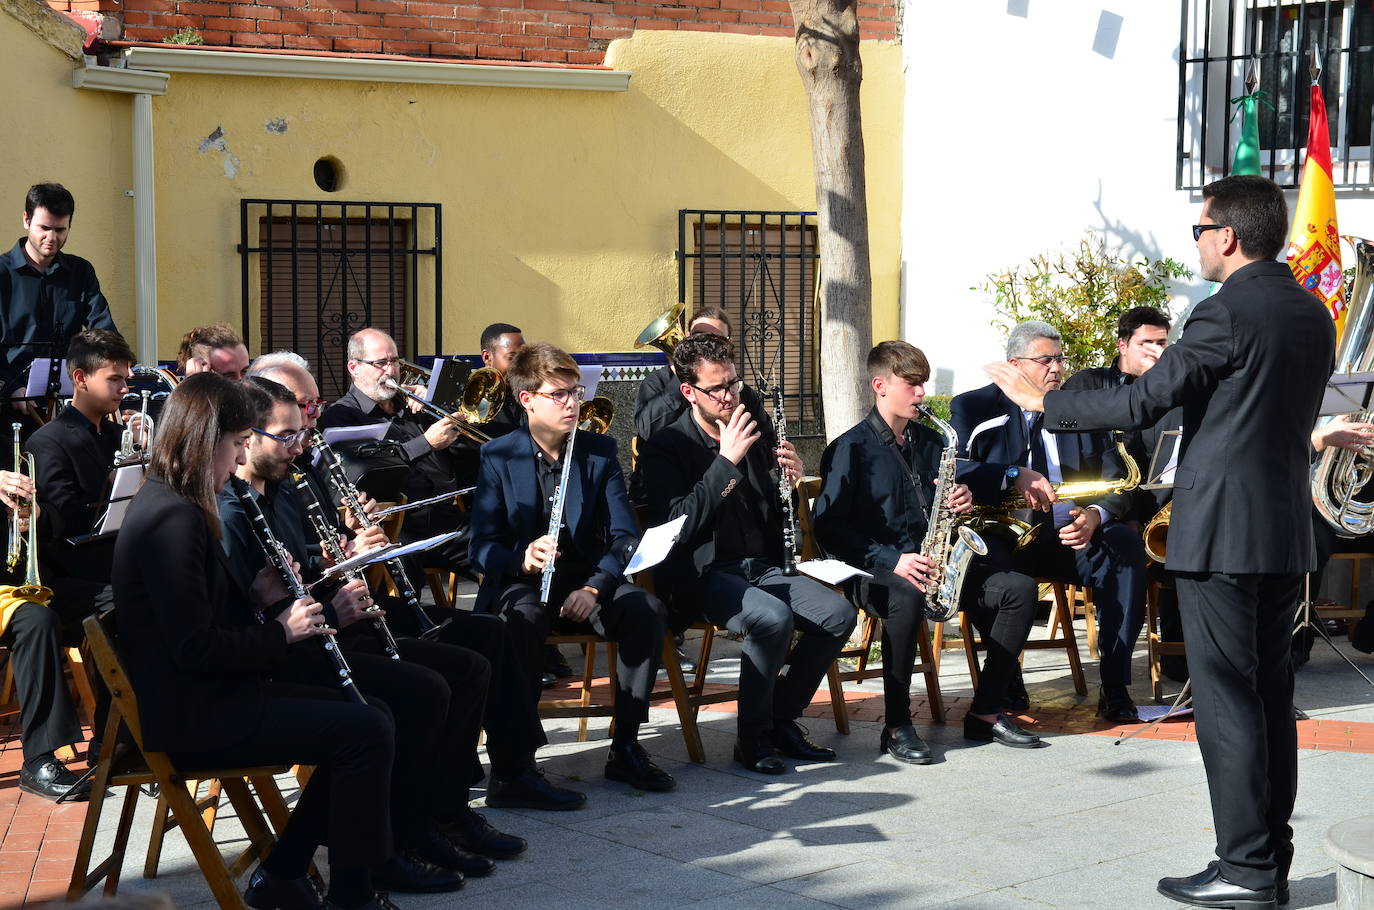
[381,367,505,445]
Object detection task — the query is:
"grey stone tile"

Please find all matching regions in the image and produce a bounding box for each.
[771,859,991,909]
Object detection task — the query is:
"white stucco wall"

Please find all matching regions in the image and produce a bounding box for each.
[900,0,1374,395]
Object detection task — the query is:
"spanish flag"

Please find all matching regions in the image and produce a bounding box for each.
[1287,83,1344,337]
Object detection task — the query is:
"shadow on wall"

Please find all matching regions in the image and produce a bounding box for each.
[1092,182,1209,323]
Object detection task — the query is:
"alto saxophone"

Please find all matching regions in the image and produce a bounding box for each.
[918,406,988,622]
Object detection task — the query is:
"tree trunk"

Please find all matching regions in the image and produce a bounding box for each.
[788,0,872,441]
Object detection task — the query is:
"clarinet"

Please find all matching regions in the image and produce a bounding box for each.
[292,471,401,661]
[539,427,578,606]
[231,478,365,704]
[771,387,799,576]
[311,432,443,639]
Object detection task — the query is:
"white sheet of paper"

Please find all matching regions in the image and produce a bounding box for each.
[96,464,146,534]
[321,424,387,447]
[318,541,405,579]
[624,514,688,576]
[798,558,872,585]
[16,359,72,398]
[579,364,604,400]
[425,358,447,401]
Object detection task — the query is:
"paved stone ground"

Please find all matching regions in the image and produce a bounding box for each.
[6,614,1374,910]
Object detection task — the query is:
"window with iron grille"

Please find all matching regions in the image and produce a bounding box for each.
[1178,0,1374,190]
[677,210,822,438]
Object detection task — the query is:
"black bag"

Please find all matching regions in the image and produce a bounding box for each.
[334,439,411,503]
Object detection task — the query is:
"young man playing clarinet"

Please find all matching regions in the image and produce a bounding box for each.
[813,341,1044,761]
[470,342,674,795]
[639,333,857,774]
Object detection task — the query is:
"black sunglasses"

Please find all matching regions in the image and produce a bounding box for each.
[1192,224,1227,242]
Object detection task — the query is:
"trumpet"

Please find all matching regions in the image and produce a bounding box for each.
[635,302,687,356]
[7,425,26,571]
[116,390,154,467]
[381,367,506,445]
[0,423,52,636]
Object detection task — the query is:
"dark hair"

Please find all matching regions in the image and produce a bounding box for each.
[67,329,135,377]
[25,183,75,220]
[177,323,245,372]
[671,332,735,387]
[480,323,523,352]
[1116,306,1171,341]
[866,340,930,384]
[243,375,295,420]
[689,306,732,336]
[1200,174,1289,261]
[149,373,256,539]
[507,342,579,397]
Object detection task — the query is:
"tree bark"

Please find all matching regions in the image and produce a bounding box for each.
[788,0,872,441]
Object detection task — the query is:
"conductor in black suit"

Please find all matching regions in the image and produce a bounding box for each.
[988,174,1335,910]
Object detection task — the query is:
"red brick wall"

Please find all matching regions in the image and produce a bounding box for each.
[56,0,897,63]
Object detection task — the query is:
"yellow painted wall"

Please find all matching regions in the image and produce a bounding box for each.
[148,30,902,358]
[0,7,135,331]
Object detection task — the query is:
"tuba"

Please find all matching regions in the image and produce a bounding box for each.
[578,396,615,434]
[1313,236,1374,537]
[635,302,687,356]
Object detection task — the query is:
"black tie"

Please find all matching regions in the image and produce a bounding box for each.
[1027,414,1052,532]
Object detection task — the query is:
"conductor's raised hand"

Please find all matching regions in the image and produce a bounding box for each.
[277,597,334,643]
[522,534,558,575]
[717,406,760,465]
[985,362,1046,413]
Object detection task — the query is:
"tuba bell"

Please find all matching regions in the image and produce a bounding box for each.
[578,395,615,434]
[635,302,687,356]
[1142,500,1171,563]
[1313,236,1374,536]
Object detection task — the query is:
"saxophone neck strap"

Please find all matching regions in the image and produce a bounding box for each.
[865,408,926,510]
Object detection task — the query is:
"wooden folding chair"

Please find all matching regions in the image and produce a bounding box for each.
[69,612,294,907]
[1048,584,1099,660]
[1320,552,1371,637]
[1145,576,1186,702]
[538,633,618,742]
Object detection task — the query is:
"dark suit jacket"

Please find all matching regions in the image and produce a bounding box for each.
[813,408,940,571]
[27,405,120,581]
[633,365,767,445]
[950,382,1130,518]
[112,476,290,753]
[1044,259,1336,574]
[470,427,638,613]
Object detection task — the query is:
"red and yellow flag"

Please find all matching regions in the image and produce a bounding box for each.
[1287,83,1344,337]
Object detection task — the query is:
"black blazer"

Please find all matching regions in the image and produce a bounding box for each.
[112,476,290,753]
[469,427,638,613]
[950,381,1130,518]
[1044,259,1336,574]
[813,408,940,571]
[27,405,120,580]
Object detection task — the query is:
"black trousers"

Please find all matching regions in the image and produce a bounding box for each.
[1173,571,1300,890]
[495,578,666,741]
[172,685,395,872]
[960,548,1039,717]
[1013,521,1147,687]
[2,578,112,761]
[847,568,929,727]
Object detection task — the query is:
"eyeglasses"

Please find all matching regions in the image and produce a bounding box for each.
[533,385,586,406]
[355,356,401,369]
[297,398,326,419]
[1018,355,1068,368]
[1192,224,1228,242]
[252,427,310,446]
[691,378,744,402]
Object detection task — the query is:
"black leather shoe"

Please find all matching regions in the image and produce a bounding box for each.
[541,672,556,689]
[245,865,324,910]
[1353,613,1374,654]
[734,736,785,774]
[323,895,401,910]
[413,829,494,878]
[373,852,464,893]
[1157,862,1277,909]
[963,713,1047,749]
[19,754,92,802]
[880,725,932,765]
[1275,842,1293,905]
[440,807,527,859]
[768,719,835,762]
[1003,672,1030,714]
[544,644,575,679]
[486,767,586,811]
[1097,685,1141,723]
[605,742,676,792]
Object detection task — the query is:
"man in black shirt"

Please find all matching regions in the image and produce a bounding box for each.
[8,329,133,799]
[1,185,116,419]
[640,333,857,774]
[478,322,526,438]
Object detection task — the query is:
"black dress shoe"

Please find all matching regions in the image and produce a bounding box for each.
[541,672,556,689]
[1097,685,1141,723]
[413,829,495,878]
[1003,672,1030,714]
[19,754,92,802]
[733,736,785,774]
[963,713,1047,748]
[605,742,676,792]
[440,807,527,859]
[1157,861,1277,909]
[245,865,324,910]
[544,644,575,679]
[486,767,587,811]
[880,725,932,765]
[323,895,401,910]
[373,852,464,894]
[768,719,835,762]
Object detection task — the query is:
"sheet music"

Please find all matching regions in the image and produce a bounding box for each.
[321,424,387,447]
[14,359,72,398]
[95,464,145,534]
[580,365,604,400]
[1141,429,1182,491]
[319,531,464,580]
[424,358,447,402]
[797,558,872,585]
[624,515,687,576]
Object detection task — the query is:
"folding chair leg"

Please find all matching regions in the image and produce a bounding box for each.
[143,790,172,880]
[222,777,278,877]
[158,771,249,910]
[1050,588,1088,696]
[825,662,850,734]
[68,719,129,901]
[576,641,595,742]
[916,619,945,725]
[660,636,704,763]
[961,611,981,688]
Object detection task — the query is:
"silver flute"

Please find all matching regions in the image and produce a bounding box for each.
[539,427,579,606]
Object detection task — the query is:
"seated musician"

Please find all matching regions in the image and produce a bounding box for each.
[7,329,139,800]
[951,320,1148,723]
[814,341,1044,759]
[112,372,399,910]
[1307,416,1374,657]
[251,351,575,818]
[470,342,675,794]
[219,376,515,894]
[318,328,472,575]
[639,333,857,774]
[177,322,251,380]
[633,306,746,444]
[478,322,527,438]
